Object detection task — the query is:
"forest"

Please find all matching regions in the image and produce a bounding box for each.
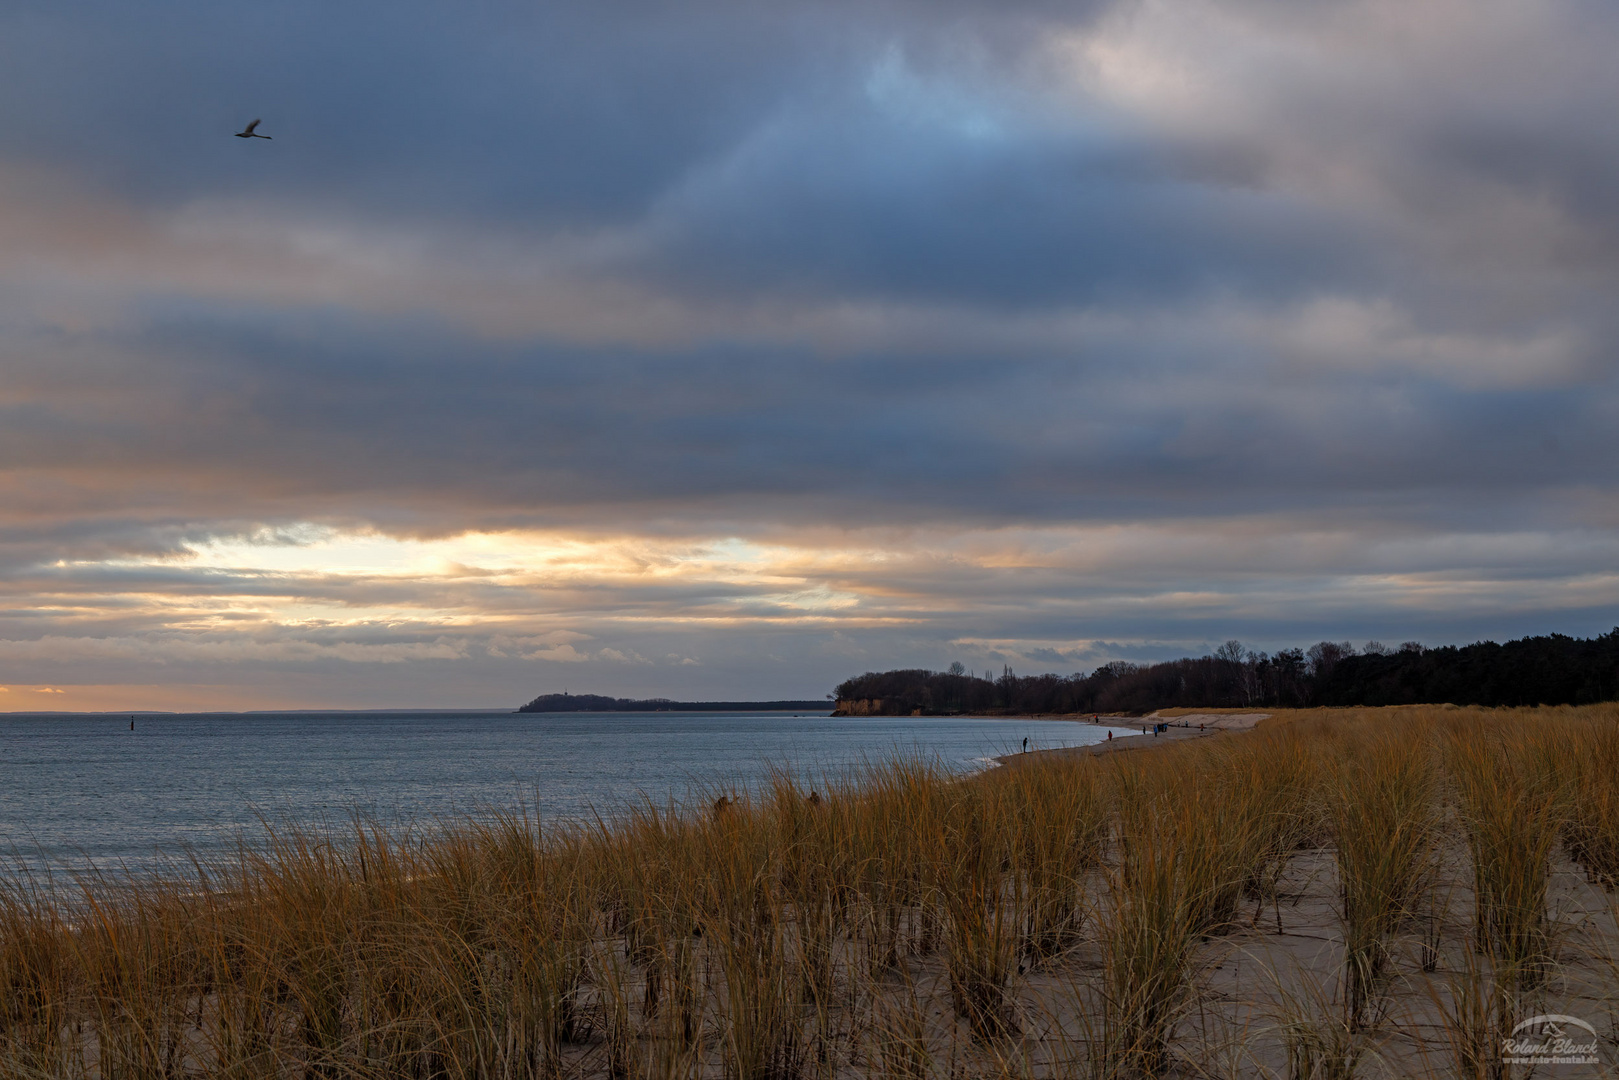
[833,628,1619,715]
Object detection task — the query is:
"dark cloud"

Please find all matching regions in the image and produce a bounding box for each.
[8,309,1612,524]
[3,0,1619,706]
[0,0,1113,222]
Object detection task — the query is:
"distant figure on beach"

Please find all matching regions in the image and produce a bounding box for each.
[1022,737,1028,753]
[1107,730,1111,741]
[129,717,134,731]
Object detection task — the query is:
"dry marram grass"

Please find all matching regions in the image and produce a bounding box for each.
[2,705,1618,1078]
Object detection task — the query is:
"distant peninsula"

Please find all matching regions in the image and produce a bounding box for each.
[517,693,829,713]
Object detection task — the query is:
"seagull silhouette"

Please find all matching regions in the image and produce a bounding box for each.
[234,119,272,140]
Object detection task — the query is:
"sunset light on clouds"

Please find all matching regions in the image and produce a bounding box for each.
[3,0,1618,709]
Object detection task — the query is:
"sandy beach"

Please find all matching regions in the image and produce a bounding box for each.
[995,711,1272,768]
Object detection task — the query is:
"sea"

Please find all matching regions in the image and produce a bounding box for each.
[0,710,1126,877]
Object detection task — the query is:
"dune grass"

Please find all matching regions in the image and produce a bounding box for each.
[1328,725,1438,1031]
[2,704,1618,1078]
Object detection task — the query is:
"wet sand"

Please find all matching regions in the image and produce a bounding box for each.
[994,712,1271,768]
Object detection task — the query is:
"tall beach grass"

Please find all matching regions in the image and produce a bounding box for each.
[2,704,1618,1078]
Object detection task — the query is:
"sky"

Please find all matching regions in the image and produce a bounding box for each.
[2,0,1618,711]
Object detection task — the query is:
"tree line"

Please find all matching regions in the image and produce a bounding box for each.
[832,628,1619,715]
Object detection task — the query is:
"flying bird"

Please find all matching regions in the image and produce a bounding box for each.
[234,119,271,139]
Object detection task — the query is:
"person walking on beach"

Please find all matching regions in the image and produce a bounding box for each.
[1022,737,1028,753]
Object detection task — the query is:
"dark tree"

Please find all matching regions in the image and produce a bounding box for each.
[829,628,1619,716]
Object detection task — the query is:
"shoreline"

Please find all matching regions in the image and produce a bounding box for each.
[992,711,1271,768]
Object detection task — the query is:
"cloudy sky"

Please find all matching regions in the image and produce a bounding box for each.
[2,0,1617,710]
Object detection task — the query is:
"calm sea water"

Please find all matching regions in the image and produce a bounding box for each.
[0,710,1123,875]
